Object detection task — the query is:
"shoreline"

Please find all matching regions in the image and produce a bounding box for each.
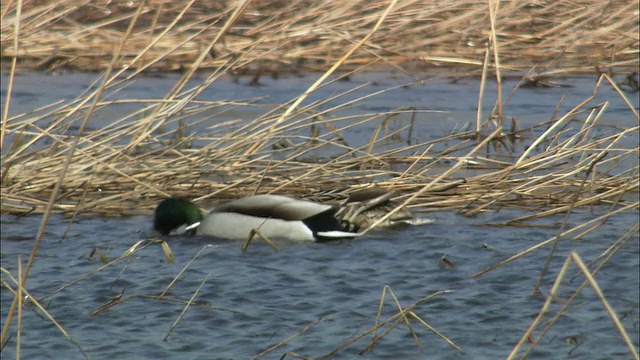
[2,0,638,75]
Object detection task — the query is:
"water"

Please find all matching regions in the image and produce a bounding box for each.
[1,72,639,359]
[1,208,638,359]
[2,72,638,154]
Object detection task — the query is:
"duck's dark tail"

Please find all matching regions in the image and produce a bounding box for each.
[302,208,360,242]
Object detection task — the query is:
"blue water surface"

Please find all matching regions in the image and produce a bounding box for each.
[1,207,638,359]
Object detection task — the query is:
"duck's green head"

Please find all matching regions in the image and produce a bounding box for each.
[153,198,203,235]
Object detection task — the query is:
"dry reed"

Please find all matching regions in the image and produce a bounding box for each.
[507,252,639,359]
[2,72,637,217]
[1,0,638,358]
[1,0,638,74]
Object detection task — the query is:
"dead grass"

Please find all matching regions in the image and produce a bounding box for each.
[1,0,638,75]
[1,1,637,220]
[1,70,637,219]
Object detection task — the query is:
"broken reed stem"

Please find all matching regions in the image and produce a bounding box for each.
[319,289,456,359]
[161,244,220,297]
[364,286,461,354]
[476,43,491,134]
[91,293,242,316]
[369,286,423,353]
[251,317,330,360]
[507,252,639,360]
[0,0,22,150]
[41,240,157,302]
[525,225,639,359]
[471,201,639,278]
[16,256,22,359]
[0,267,90,359]
[568,254,638,360]
[160,240,175,263]
[164,272,211,341]
[241,228,281,253]
[488,0,503,125]
[531,151,607,295]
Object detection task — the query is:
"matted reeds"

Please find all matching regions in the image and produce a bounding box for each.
[1,0,638,74]
[1,72,637,219]
[1,0,637,219]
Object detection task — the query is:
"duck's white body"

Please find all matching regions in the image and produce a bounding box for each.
[197,212,316,241]
[195,194,358,242]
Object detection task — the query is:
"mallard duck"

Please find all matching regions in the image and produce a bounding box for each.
[153,195,360,242]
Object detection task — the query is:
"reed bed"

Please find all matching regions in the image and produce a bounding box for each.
[1,75,637,220]
[1,0,639,359]
[1,0,638,75]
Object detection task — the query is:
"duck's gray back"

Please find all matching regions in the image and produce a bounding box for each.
[214,194,332,221]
